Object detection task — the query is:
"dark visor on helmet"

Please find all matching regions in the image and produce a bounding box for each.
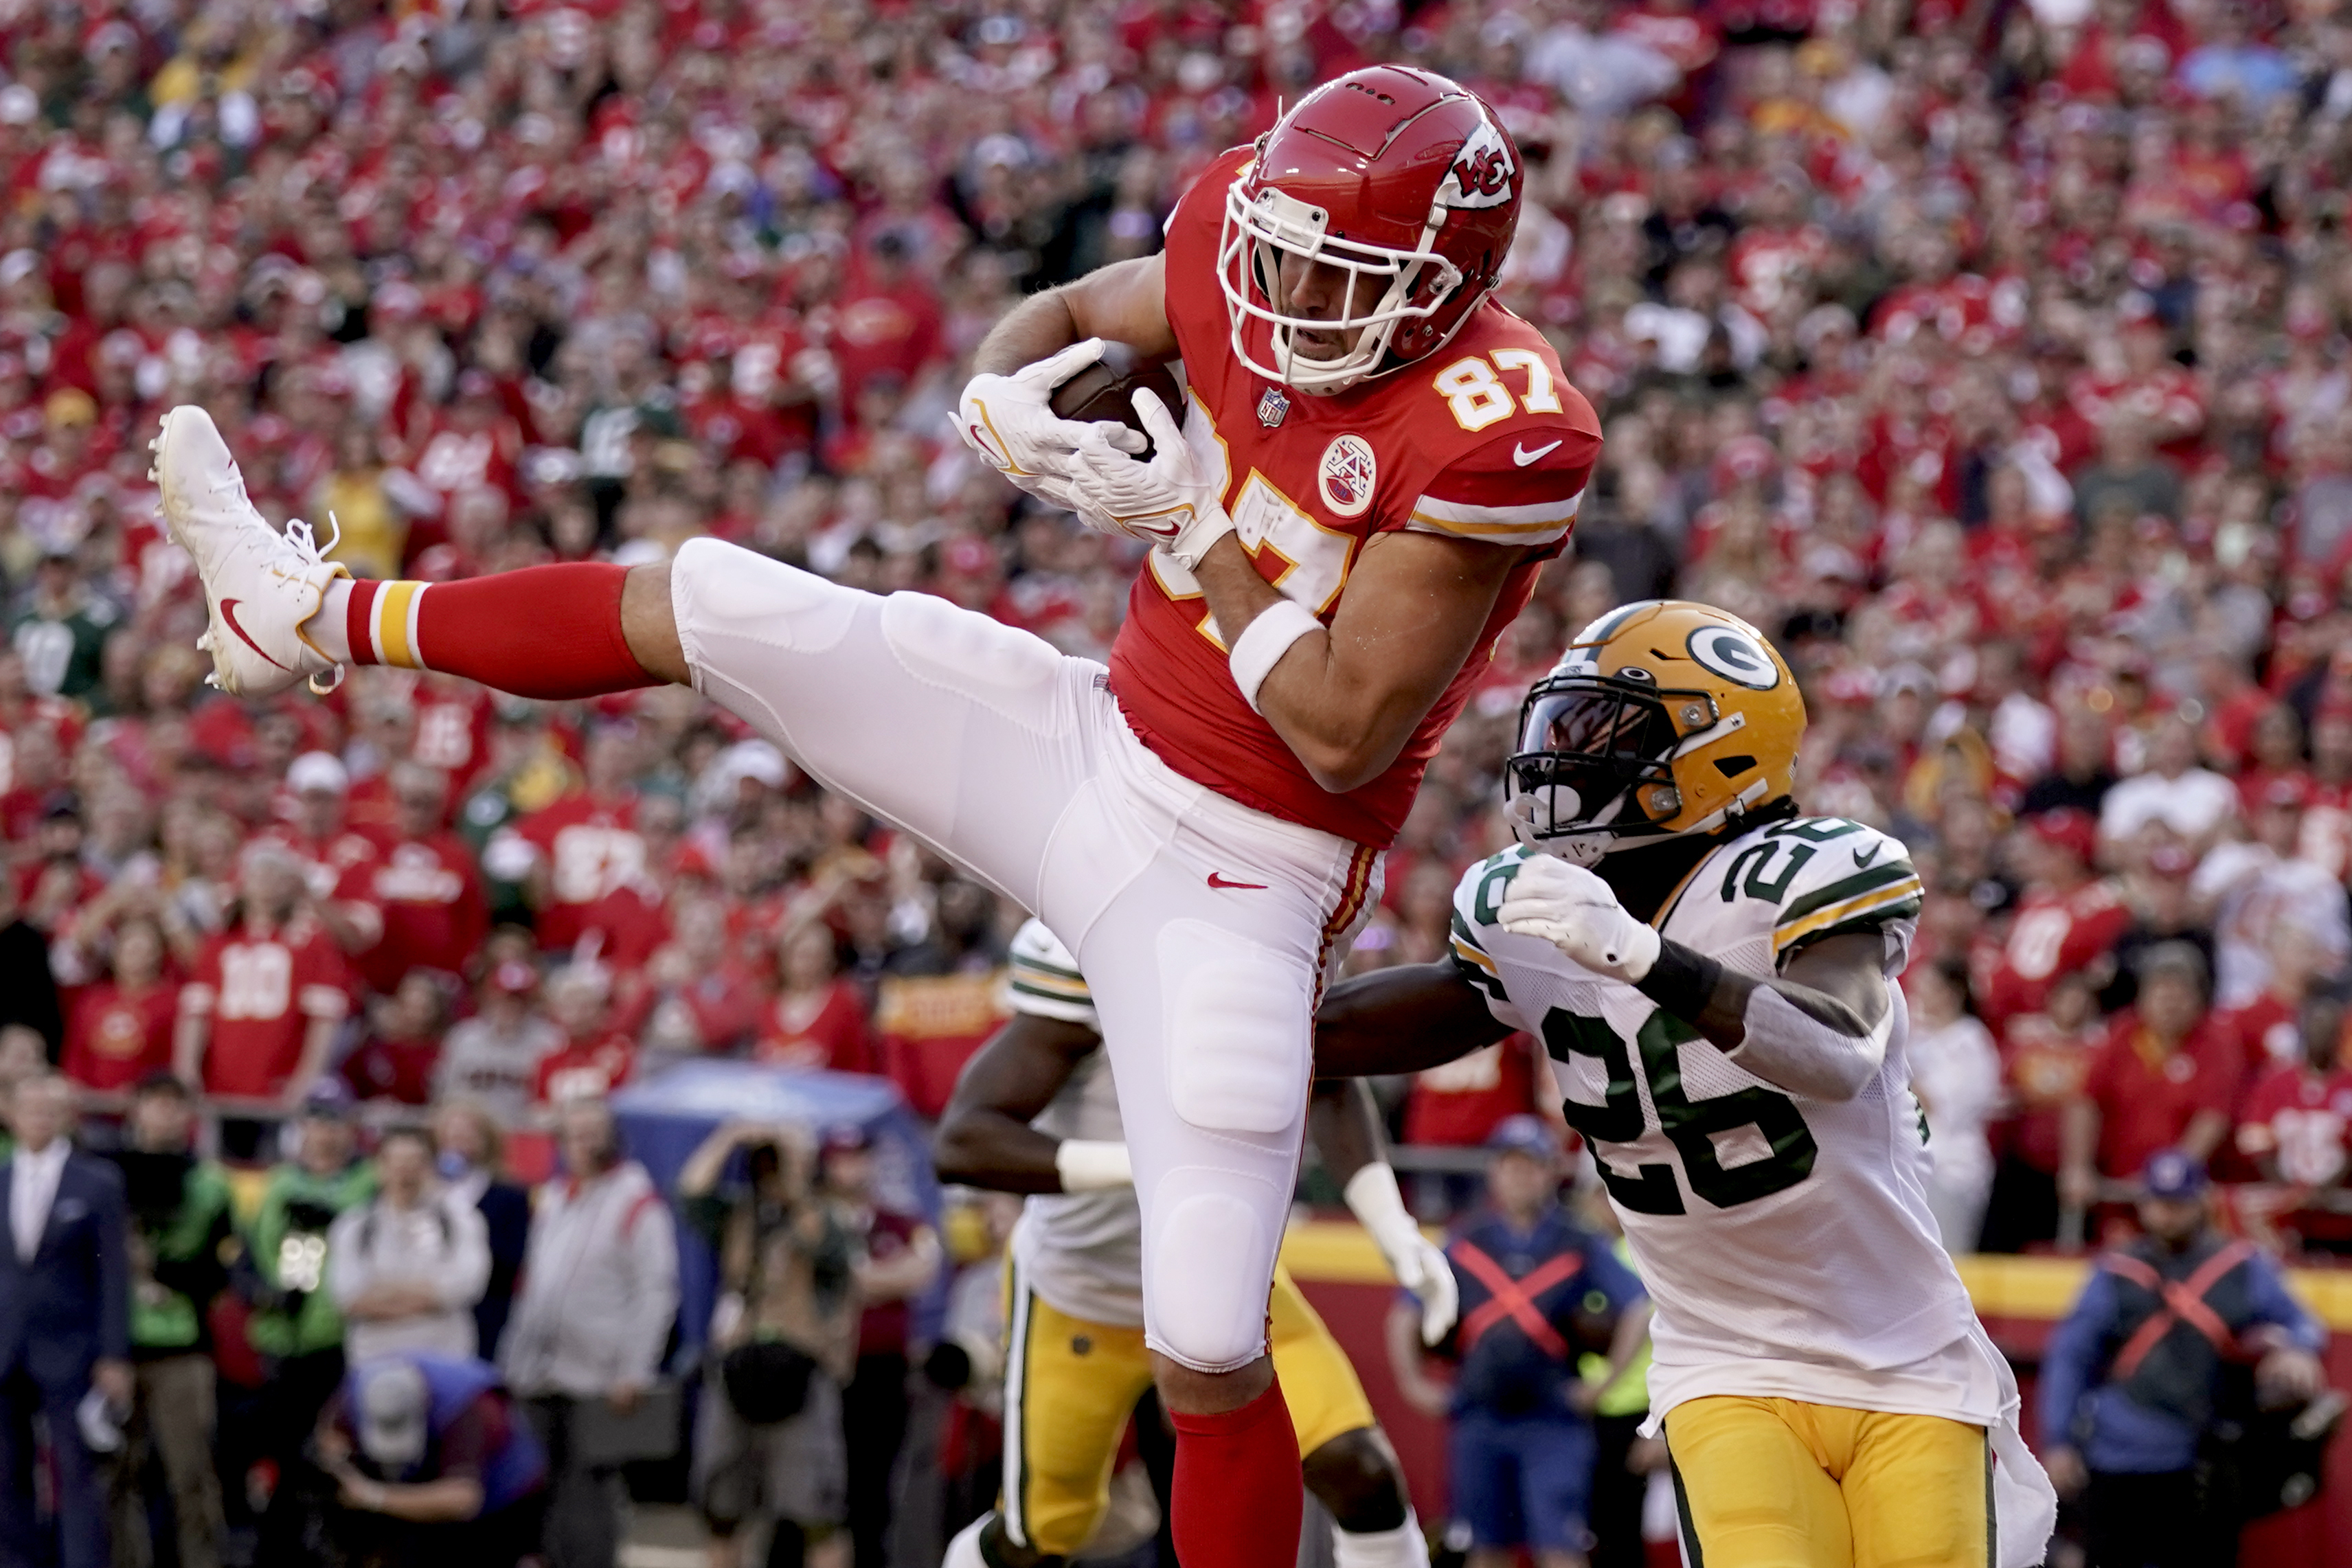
[1506,677,1711,834]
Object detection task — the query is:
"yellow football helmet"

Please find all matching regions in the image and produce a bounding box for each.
[1504,600,1807,863]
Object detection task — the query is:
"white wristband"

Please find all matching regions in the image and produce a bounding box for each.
[1342,1162,1421,1262]
[1228,600,1322,715]
[1053,1139,1133,1192]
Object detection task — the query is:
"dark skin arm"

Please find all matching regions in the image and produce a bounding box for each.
[937,1008,1390,1190]
[1313,931,1895,1093]
[1304,1077,1394,1191]
[932,1012,1106,1193]
[1315,962,1515,1078]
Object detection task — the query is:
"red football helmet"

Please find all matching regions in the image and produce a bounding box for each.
[1218,65,1525,396]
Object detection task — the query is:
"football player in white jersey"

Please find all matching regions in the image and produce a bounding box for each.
[1314,602,2057,1568]
[934,919,1449,1568]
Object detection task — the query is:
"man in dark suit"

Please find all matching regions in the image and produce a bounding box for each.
[0,1071,131,1568]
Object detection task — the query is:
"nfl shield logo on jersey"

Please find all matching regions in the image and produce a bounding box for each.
[1318,435,1377,518]
[1256,386,1290,429]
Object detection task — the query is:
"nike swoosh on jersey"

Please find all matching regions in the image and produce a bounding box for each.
[1206,872,1268,890]
[1852,842,1884,869]
[218,600,291,671]
[1513,440,1564,466]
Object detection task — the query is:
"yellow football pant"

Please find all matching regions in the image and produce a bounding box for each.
[1663,1396,1991,1568]
[1001,1263,1376,1554]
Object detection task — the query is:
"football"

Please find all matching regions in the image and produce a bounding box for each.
[1049,344,1183,461]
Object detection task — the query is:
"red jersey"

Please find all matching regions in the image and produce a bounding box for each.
[341,1032,441,1105]
[1110,145,1601,848]
[1999,1010,2105,1173]
[514,791,667,960]
[755,981,874,1073]
[181,920,351,1098]
[2213,994,2303,1082]
[1976,880,2133,1029]
[257,823,387,951]
[61,982,177,1091]
[355,832,490,993]
[874,970,1010,1120]
[1401,1031,1546,1147]
[534,1031,636,1103]
[2236,1064,2352,1189]
[2082,1014,2237,1180]
[407,683,496,798]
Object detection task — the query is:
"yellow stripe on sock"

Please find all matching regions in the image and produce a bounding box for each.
[376,580,423,668]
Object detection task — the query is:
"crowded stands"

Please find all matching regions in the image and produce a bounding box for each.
[4,0,2352,1562]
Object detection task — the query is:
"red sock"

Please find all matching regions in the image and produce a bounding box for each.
[1168,1376,1303,1568]
[345,565,657,701]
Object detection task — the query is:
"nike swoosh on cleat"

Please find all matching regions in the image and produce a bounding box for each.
[1513,440,1563,466]
[218,600,291,672]
[1206,872,1268,891]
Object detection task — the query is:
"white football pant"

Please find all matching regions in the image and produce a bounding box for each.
[671,538,1379,1371]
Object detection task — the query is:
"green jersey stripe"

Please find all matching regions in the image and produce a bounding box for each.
[1775,861,1919,927]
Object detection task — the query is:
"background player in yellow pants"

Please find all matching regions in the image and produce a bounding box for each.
[935,920,1450,1568]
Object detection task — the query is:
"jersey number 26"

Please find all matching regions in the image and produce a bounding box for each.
[1542,1006,1819,1215]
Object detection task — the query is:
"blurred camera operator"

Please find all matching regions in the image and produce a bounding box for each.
[679,1120,858,1568]
[315,1352,549,1568]
[2040,1150,2331,1567]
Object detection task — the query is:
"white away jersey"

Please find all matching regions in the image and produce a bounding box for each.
[1450,819,1995,1419]
[1004,920,1146,1328]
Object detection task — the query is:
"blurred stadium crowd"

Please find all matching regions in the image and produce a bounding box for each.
[3,0,2352,1561]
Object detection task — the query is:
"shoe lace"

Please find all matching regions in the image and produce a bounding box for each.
[283,512,340,565]
[285,512,348,697]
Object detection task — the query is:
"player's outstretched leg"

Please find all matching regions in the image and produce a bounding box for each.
[153,405,666,703]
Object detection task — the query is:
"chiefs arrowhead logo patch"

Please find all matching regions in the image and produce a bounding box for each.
[1440,116,1517,211]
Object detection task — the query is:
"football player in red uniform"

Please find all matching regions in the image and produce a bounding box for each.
[149,66,1598,1565]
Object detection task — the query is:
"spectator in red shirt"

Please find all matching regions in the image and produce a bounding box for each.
[533,968,637,1104]
[499,727,666,967]
[1982,971,2109,1253]
[172,842,351,1122]
[755,921,874,1073]
[2232,986,2352,1253]
[340,973,454,1106]
[629,898,765,1065]
[352,762,488,995]
[2061,943,2236,1225]
[61,915,177,1091]
[1978,808,2134,1032]
[267,751,388,962]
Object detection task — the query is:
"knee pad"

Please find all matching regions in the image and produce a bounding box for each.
[676,538,857,654]
[1159,919,1311,1137]
[1147,1188,1273,1371]
[880,589,1072,734]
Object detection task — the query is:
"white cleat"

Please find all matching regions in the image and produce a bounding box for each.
[151,405,347,697]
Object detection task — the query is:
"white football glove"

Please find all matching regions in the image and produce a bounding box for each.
[956,339,1145,512]
[1343,1163,1460,1346]
[1497,854,1662,984]
[1067,388,1237,570]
